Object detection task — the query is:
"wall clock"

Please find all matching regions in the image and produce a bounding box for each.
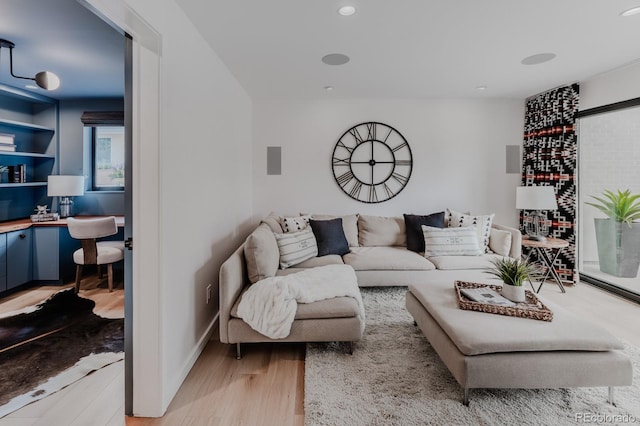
[332,122,413,203]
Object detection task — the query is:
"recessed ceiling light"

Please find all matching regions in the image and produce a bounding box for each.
[620,6,640,16]
[338,6,356,16]
[322,53,350,66]
[475,85,487,91]
[324,86,334,91]
[521,53,556,65]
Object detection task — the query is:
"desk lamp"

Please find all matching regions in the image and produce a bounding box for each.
[48,175,84,217]
[516,185,558,242]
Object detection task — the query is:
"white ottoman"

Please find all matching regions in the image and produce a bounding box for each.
[406,282,633,405]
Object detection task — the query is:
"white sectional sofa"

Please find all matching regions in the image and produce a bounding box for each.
[219,212,522,356]
[259,213,521,284]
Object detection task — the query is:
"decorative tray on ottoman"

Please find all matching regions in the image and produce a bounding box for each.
[454,280,553,322]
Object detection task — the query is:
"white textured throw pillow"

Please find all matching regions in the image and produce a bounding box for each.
[274,228,318,268]
[422,225,483,257]
[279,215,311,233]
[446,209,494,252]
[489,228,512,257]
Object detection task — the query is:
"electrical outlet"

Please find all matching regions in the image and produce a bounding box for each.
[206,284,212,304]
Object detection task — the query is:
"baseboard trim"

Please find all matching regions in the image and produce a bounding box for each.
[163,312,219,410]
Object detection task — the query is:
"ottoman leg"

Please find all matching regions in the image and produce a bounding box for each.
[236,343,242,360]
[463,388,470,406]
[608,387,616,406]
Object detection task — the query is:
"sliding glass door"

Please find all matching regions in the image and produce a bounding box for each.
[578,101,640,302]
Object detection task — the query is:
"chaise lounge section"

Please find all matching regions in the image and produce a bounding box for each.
[219,244,363,358]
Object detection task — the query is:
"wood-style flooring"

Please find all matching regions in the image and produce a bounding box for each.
[0,278,638,425]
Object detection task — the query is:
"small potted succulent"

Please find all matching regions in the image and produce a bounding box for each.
[586,189,640,277]
[486,257,539,303]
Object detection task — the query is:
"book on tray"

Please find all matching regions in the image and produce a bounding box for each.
[460,287,517,307]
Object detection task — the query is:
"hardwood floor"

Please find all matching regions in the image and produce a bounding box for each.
[127,340,305,426]
[0,275,124,319]
[0,278,638,425]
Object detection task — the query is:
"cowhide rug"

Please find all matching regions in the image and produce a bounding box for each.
[0,288,124,417]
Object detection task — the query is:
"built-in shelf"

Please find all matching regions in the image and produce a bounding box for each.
[0,151,55,159]
[0,118,55,133]
[0,83,57,104]
[0,83,58,221]
[0,182,47,188]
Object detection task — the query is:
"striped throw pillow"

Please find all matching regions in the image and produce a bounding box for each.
[274,228,318,268]
[422,225,483,257]
[445,209,494,252]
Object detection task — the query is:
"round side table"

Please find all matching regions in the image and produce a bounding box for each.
[522,237,569,293]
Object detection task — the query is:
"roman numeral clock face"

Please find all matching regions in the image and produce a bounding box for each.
[332,122,413,203]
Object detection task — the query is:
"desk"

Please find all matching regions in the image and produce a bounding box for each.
[0,216,125,233]
[522,237,569,294]
[0,216,124,292]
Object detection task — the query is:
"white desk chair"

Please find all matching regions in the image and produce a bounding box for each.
[66,216,124,292]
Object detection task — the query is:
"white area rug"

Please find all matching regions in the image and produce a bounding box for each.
[305,287,640,426]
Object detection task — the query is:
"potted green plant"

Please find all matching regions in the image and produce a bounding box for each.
[586,189,640,278]
[486,258,539,302]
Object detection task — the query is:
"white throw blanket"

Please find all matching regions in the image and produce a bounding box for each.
[236,264,365,339]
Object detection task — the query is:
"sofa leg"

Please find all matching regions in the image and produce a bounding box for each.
[608,387,616,406]
[348,341,354,355]
[413,320,417,326]
[463,388,469,406]
[236,343,242,360]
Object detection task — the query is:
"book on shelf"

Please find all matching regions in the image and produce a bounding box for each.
[0,144,16,152]
[6,164,26,183]
[460,287,517,307]
[0,133,15,144]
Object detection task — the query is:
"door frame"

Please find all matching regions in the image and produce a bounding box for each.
[79,0,164,417]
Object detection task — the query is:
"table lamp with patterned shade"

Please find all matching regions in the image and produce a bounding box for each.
[47,175,85,218]
[516,185,558,242]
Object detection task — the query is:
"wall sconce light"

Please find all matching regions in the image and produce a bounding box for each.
[0,38,60,90]
[48,175,85,217]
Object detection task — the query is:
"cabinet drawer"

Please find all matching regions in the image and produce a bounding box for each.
[33,227,60,281]
[7,228,33,289]
[0,233,6,292]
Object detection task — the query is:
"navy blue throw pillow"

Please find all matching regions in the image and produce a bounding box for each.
[403,212,445,252]
[309,218,350,256]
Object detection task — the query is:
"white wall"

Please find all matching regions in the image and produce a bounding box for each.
[253,99,524,228]
[89,0,253,416]
[154,6,253,411]
[580,61,640,111]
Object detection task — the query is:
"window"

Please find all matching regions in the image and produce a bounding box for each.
[577,99,640,302]
[92,126,125,190]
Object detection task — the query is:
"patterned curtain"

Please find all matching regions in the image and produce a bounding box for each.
[522,84,580,284]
